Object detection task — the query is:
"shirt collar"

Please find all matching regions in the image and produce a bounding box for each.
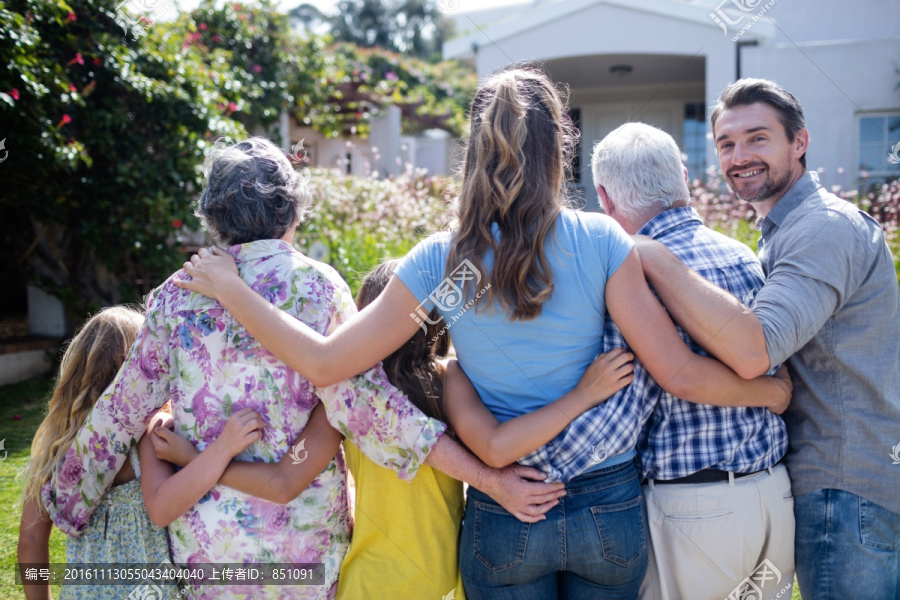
[637,206,703,239]
[226,239,298,263]
[762,170,821,227]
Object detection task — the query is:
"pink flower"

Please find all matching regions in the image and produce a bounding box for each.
[69,83,77,93]
[252,64,262,74]
[9,88,19,101]
[88,431,116,471]
[138,344,162,380]
[66,12,76,22]
[93,57,101,66]
[67,53,84,66]
[57,114,72,128]
[212,34,221,43]
[227,101,237,112]
[199,22,207,30]
[58,449,84,488]
[172,218,183,229]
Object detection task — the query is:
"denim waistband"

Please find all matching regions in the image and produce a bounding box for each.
[468,453,640,502]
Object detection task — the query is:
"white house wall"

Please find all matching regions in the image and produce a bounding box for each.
[761,0,899,44]
[472,2,732,76]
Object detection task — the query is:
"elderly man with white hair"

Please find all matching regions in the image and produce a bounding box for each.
[593,123,795,600]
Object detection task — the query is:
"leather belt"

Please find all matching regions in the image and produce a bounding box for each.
[653,469,757,485]
[651,462,780,485]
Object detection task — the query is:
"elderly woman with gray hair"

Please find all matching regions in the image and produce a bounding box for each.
[42,137,562,599]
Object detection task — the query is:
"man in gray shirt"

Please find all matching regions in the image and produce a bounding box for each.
[635,79,900,597]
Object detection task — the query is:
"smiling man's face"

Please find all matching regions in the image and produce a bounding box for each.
[714,102,808,216]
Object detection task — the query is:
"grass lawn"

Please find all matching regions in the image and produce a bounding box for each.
[0,375,66,600]
[0,375,803,599]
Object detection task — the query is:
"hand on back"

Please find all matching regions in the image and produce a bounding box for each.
[572,348,635,410]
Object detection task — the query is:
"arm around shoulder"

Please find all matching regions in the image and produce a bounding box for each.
[633,236,770,378]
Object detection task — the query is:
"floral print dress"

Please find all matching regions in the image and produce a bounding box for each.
[42,239,446,600]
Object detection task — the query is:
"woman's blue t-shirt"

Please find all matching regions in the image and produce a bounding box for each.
[395,209,633,423]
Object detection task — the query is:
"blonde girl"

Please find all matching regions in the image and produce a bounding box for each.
[18,306,261,600]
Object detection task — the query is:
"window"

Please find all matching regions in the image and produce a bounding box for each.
[568,108,582,184]
[858,112,900,189]
[683,103,707,182]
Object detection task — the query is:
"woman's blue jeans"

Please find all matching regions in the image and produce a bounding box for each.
[460,457,647,600]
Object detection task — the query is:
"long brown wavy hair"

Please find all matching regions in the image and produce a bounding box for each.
[448,66,578,320]
[356,260,451,431]
[22,306,144,513]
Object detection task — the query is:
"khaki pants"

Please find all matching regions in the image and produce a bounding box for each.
[639,464,795,600]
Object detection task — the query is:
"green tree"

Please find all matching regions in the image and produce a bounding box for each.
[0,0,247,324]
[329,0,454,61]
[0,0,472,328]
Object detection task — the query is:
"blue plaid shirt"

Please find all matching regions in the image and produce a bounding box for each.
[520,207,788,481]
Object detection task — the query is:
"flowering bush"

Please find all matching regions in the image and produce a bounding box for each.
[691,168,900,277]
[295,166,458,294]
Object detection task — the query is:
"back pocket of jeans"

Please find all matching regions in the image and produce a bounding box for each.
[591,495,647,568]
[472,500,531,573]
[859,498,900,551]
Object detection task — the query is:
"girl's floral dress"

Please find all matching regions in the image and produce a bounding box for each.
[42,239,446,600]
[61,448,182,600]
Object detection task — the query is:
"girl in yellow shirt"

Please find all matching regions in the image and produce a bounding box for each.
[337,259,465,600]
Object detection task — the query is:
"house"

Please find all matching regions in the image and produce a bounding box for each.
[443,0,900,210]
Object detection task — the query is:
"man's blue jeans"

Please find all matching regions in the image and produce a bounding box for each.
[795,489,900,599]
[459,457,647,600]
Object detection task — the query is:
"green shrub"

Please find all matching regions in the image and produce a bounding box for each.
[295,166,457,294]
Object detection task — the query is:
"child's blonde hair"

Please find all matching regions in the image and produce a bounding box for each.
[23,306,144,512]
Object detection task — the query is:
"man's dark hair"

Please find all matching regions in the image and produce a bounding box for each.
[711,78,807,168]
